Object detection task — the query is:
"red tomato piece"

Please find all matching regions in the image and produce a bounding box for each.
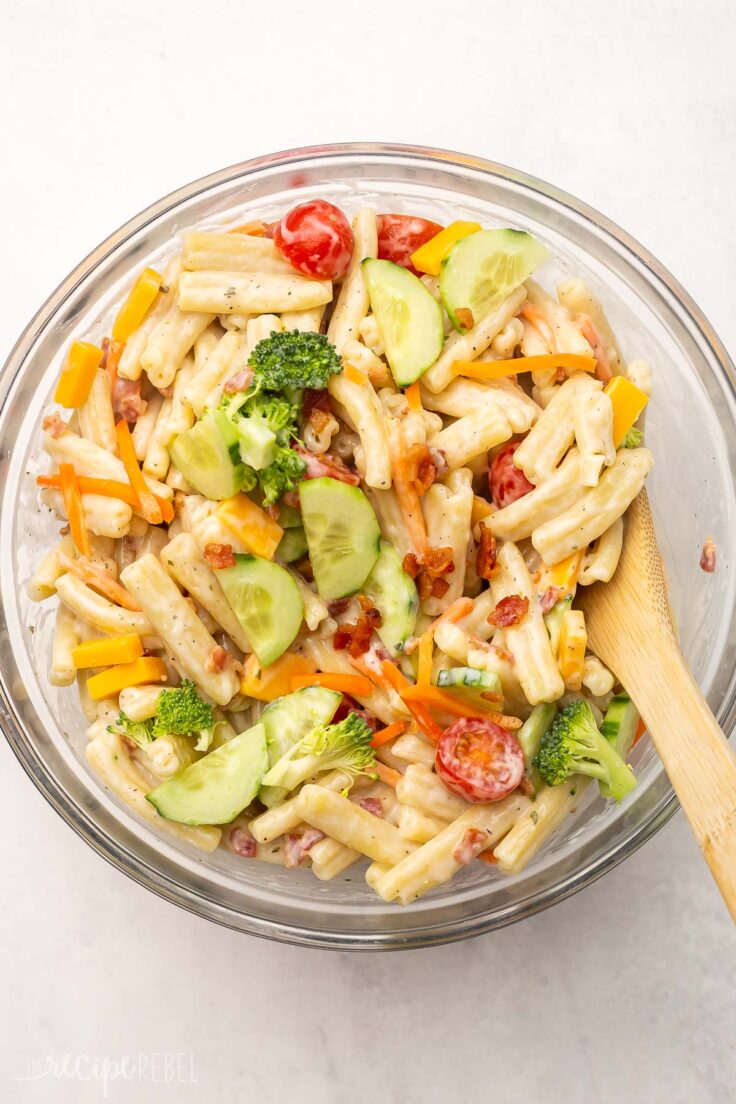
[377,214,443,273]
[435,717,524,803]
[489,441,535,509]
[273,200,353,280]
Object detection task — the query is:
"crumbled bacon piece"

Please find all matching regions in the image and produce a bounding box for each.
[402,552,420,579]
[422,546,455,577]
[539,586,563,614]
[357,797,384,818]
[404,443,437,496]
[112,377,147,423]
[293,443,360,485]
[282,490,300,509]
[488,594,530,628]
[205,645,230,673]
[332,695,379,731]
[294,557,313,581]
[223,366,254,394]
[700,537,717,574]
[454,307,475,331]
[406,546,455,602]
[204,542,236,570]
[452,827,488,865]
[42,413,67,438]
[228,827,257,857]
[284,828,326,868]
[327,597,352,617]
[476,522,498,581]
[303,388,333,433]
[333,597,383,658]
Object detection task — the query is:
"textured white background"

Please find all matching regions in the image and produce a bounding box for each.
[1,1,735,1101]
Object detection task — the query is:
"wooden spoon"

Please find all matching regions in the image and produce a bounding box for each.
[577,489,736,920]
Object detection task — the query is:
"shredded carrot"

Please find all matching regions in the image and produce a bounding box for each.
[349,654,394,693]
[380,660,443,743]
[58,464,91,557]
[452,353,596,380]
[290,672,373,697]
[229,221,267,236]
[57,552,141,611]
[114,420,163,525]
[370,721,409,748]
[36,472,172,523]
[401,683,498,720]
[520,301,556,352]
[386,419,428,557]
[372,761,402,788]
[104,338,125,389]
[405,382,423,413]
[423,597,473,640]
[632,716,647,747]
[416,633,434,686]
[343,362,367,385]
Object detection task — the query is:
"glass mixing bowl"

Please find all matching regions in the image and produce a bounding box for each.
[1,144,735,949]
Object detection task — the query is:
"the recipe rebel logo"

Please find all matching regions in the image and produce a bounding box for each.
[9,1051,198,1097]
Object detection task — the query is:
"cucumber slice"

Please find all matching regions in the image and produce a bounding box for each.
[516,702,557,793]
[363,542,418,655]
[544,595,573,655]
[299,477,380,600]
[235,418,276,471]
[259,686,342,808]
[600,694,640,798]
[169,411,245,500]
[217,555,304,667]
[436,666,503,710]
[276,526,308,564]
[440,229,549,333]
[361,258,443,386]
[146,723,268,825]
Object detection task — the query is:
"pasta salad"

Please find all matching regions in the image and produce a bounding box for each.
[30,199,654,904]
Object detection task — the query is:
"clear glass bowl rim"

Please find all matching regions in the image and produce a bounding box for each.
[1,141,734,950]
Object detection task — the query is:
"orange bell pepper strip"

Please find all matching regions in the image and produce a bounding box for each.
[71,634,143,669]
[342,362,367,385]
[404,382,423,413]
[380,661,443,743]
[114,420,163,525]
[57,553,141,612]
[58,464,91,556]
[604,376,649,447]
[241,652,316,701]
[289,672,373,697]
[410,220,481,276]
[452,353,596,380]
[86,656,167,700]
[370,720,409,748]
[112,267,162,343]
[54,342,103,409]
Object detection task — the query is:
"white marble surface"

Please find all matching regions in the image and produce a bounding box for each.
[1,1,735,1100]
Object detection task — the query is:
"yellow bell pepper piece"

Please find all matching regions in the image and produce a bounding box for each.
[538,550,584,597]
[217,494,284,560]
[410,220,482,276]
[112,266,162,343]
[86,656,167,700]
[240,652,316,701]
[604,376,649,447]
[72,634,144,669]
[557,609,587,690]
[54,341,104,408]
[471,495,494,527]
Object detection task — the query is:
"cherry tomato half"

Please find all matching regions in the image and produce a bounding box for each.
[489,441,535,509]
[273,200,353,280]
[377,214,443,273]
[435,717,524,803]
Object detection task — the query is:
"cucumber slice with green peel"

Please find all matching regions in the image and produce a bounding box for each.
[169,411,247,500]
[516,703,558,793]
[234,418,276,471]
[299,477,381,600]
[361,258,444,386]
[363,542,419,655]
[600,695,640,798]
[276,526,308,564]
[217,555,304,667]
[436,666,503,710]
[259,686,342,808]
[544,595,573,655]
[146,723,268,825]
[440,229,549,333]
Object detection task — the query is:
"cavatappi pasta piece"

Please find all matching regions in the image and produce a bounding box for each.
[55,573,156,642]
[572,388,615,486]
[77,367,116,452]
[396,805,450,844]
[489,316,524,358]
[177,271,332,316]
[490,541,565,704]
[390,732,437,768]
[43,425,172,503]
[341,338,391,388]
[118,683,163,721]
[132,393,164,461]
[520,314,550,358]
[301,635,403,725]
[140,299,215,390]
[164,355,196,442]
[142,397,173,479]
[358,314,384,357]
[187,330,248,418]
[557,279,623,373]
[421,286,527,393]
[194,325,221,370]
[328,373,392,489]
[582,654,615,697]
[327,207,377,352]
[493,777,591,874]
[296,785,415,866]
[364,486,412,560]
[285,568,328,632]
[120,554,240,705]
[250,770,355,843]
[525,280,595,359]
[626,358,653,397]
[27,535,76,601]
[513,373,599,484]
[40,488,132,540]
[182,231,295,275]
[244,313,283,358]
[578,517,624,585]
[532,448,654,566]
[460,588,498,639]
[86,728,221,852]
[280,307,324,332]
[137,733,200,780]
[421,376,540,434]
[428,402,512,470]
[365,862,390,891]
[395,763,470,822]
[309,837,361,880]
[118,257,182,382]
[50,604,81,686]
[421,468,474,615]
[374,794,531,903]
[161,532,252,653]
[487,450,584,542]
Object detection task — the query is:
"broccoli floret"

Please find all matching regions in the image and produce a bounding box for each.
[108,711,154,749]
[622,426,643,448]
[249,330,343,392]
[153,679,218,752]
[534,699,637,802]
[245,391,300,439]
[261,712,377,792]
[258,446,307,506]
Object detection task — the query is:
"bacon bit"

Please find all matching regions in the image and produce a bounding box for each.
[402,552,420,579]
[100,337,125,389]
[302,388,332,435]
[405,546,454,602]
[423,546,455,577]
[42,412,67,438]
[112,377,147,424]
[700,536,717,574]
[540,585,563,614]
[223,366,254,394]
[455,307,475,331]
[476,522,498,581]
[293,443,360,486]
[404,443,437,497]
[228,827,257,858]
[282,490,300,509]
[294,557,313,581]
[204,542,236,570]
[284,828,325,868]
[205,645,230,674]
[493,713,523,731]
[453,827,488,865]
[327,597,352,617]
[577,315,613,383]
[357,797,384,818]
[488,594,529,628]
[333,597,383,658]
[428,447,449,479]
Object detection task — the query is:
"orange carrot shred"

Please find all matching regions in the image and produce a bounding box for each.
[372,761,402,788]
[405,382,422,413]
[290,672,373,697]
[57,553,141,612]
[370,721,409,748]
[416,633,434,686]
[59,464,91,556]
[380,660,443,743]
[114,420,163,525]
[343,362,367,385]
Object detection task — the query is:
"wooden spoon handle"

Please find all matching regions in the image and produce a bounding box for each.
[627,649,736,920]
